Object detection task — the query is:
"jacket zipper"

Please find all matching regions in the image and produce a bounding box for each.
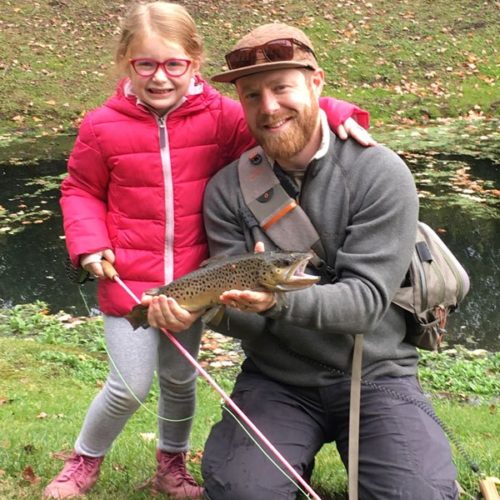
[156,114,174,284]
[158,115,167,149]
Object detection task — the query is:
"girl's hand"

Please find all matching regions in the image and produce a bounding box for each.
[336,117,377,146]
[81,249,115,279]
[142,294,204,332]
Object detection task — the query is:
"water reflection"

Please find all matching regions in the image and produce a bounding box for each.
[0,159,99,316]
[0,143,498,350]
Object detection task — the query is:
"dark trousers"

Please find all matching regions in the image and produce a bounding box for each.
[202,360,458,500]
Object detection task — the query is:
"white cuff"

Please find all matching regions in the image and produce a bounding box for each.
[80,253,103,268]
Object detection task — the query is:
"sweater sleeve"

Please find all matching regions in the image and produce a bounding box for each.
[266,146,418,335]
[60,114,112,265]
[204,164,270,340]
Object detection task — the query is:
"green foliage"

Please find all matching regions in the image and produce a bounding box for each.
[0,301,106,353]
[37,350,108,384]
[419,348,500,399]
[0,306,499,498]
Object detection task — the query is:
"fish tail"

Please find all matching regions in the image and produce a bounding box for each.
[125,304,150,330]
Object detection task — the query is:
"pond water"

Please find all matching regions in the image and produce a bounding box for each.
[0,121,498,350]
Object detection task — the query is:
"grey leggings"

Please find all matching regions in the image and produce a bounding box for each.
[75,315,202,457]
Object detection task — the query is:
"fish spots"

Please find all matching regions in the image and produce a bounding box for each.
[143,252,316,308]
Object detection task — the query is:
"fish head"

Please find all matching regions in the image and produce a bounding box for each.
[257,251,320,291]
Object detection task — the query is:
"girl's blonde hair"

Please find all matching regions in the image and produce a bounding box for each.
[115,1,204,74]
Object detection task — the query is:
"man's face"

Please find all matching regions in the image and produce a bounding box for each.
[236,68,324,161]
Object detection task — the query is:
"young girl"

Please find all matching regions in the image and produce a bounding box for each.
[44,2,371,499]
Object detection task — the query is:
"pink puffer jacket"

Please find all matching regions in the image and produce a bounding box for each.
[61,77,369,316]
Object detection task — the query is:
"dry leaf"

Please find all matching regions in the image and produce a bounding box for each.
[22,466,41,484]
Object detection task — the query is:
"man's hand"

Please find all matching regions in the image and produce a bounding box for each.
[219,289,276,314]
[218,240,276,313]
[336,117,377,146]
[141,294,204,332]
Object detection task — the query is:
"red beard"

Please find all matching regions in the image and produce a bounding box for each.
[251,97,319,162]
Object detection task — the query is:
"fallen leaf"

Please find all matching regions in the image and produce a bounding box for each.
[22,465,41,484]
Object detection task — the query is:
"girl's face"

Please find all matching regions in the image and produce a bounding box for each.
[127,33,199,114]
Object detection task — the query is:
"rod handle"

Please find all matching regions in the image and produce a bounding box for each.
[102,260,119,281]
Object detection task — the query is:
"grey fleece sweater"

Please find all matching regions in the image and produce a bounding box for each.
[203,131,420,387]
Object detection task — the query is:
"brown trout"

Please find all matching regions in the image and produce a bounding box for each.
[126,251,319,330]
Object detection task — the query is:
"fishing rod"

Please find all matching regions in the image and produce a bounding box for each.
[100,260,322,500]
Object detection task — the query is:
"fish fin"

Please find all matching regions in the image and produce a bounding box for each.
[198,254,229,268]
[125,304,150,330]
[201,305,225,326]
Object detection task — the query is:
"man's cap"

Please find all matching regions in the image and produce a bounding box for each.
[211,23,318,83]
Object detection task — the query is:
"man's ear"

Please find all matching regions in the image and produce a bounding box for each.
[310,68,325,98]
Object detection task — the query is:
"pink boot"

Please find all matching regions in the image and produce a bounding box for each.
[152,450,203,499]
[43,451,104,499]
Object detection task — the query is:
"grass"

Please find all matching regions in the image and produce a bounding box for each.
[0,0,498,138]
[0,304,498,498]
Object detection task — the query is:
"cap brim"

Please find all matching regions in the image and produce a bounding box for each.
[211,60,315,83]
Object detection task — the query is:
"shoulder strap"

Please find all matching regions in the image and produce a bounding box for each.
[239,147,361,499]
[237,146,327,267]
[348,334,363,500]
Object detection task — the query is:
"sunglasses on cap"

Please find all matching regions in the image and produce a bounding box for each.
[225,38,316,70]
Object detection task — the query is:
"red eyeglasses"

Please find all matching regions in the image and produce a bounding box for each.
[129,58,191,78]
[225,38,316,70]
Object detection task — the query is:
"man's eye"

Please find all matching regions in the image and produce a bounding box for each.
[274,85,289,92]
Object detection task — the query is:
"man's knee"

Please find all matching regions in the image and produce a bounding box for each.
[359,475,459,500]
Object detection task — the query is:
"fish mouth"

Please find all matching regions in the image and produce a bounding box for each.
[277,253,320,291]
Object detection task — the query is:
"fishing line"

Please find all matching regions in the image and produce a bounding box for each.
[77,286,193,424]
[109,273,322,500]
[71,263,320,497]
[276,335,482,476]
[222,404,312,499]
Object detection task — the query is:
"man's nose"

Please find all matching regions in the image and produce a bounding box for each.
[260,90,280,114]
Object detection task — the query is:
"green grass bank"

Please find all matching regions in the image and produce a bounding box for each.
[0,0,498,139]
[0,304,498,498]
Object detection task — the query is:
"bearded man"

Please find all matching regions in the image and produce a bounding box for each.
[197,23,458,500]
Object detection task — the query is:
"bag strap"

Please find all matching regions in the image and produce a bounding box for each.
[348,334,363,500]
[239,146,361,500]
[237,146,328,268]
